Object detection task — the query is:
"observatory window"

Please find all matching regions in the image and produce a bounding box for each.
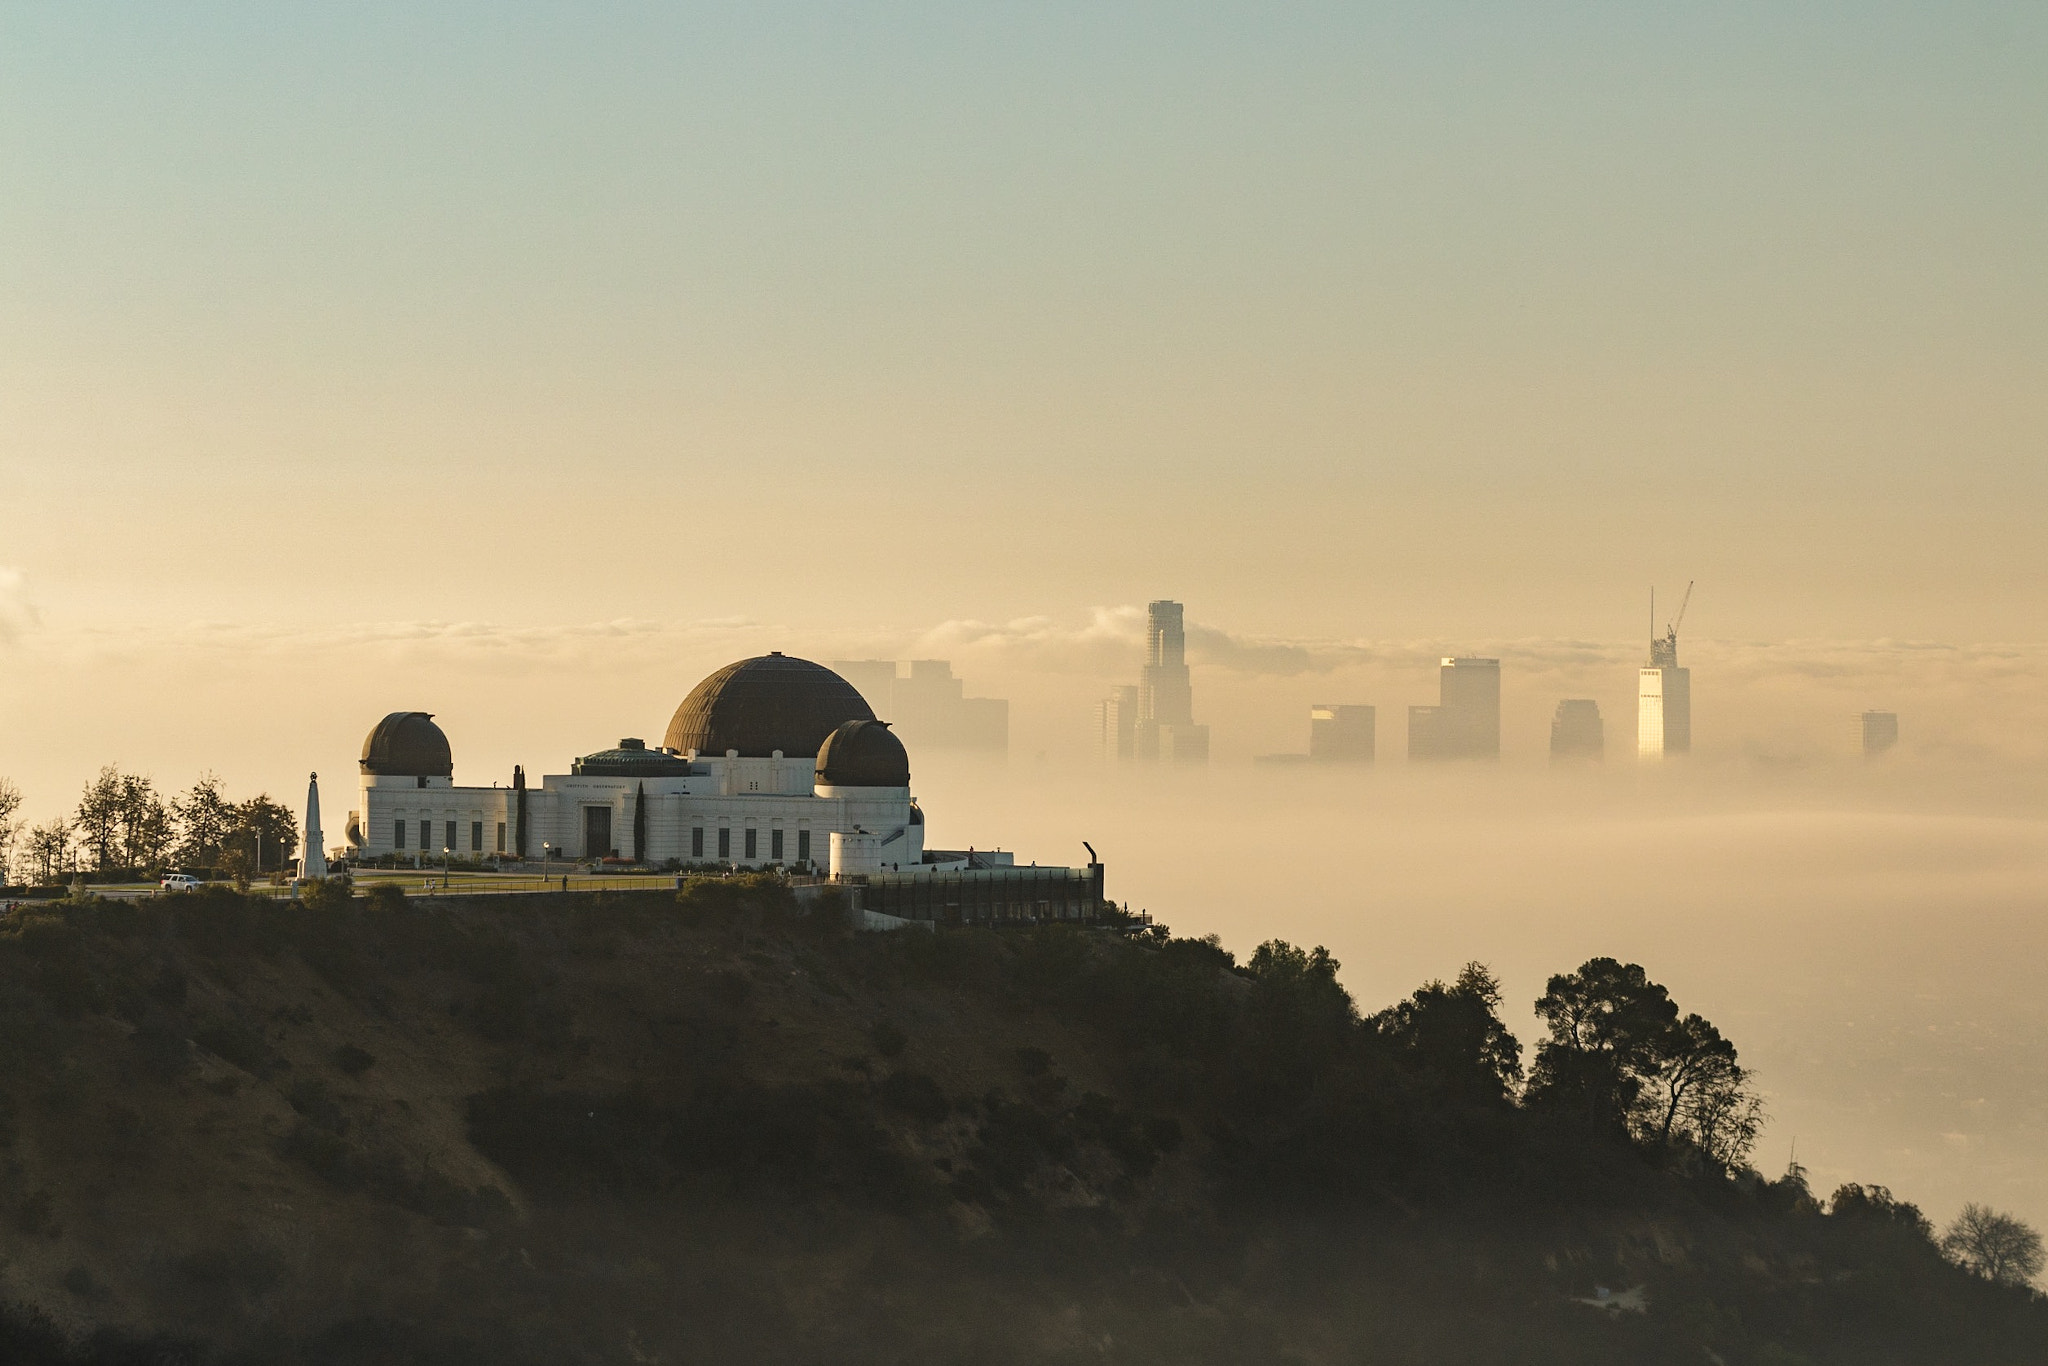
[796,830,810,863]
[770,828,784,861]
[393,820,405,850]
[718,827,730,859]
[444,821,457,853]
[691,827,704,859]
[744,828,757,859]
[471,821,483,852]
[495,822,506,853]
[419,820,432,850]
[417,776,427,789]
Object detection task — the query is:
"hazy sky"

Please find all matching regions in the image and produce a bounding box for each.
[3,1,2045,646]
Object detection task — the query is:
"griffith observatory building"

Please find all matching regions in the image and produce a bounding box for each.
[344,653,1104,925]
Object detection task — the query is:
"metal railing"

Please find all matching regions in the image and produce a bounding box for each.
[347,870,682,897]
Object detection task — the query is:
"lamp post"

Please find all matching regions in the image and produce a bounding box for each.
[442,845,451,887]
[542,842,552,888]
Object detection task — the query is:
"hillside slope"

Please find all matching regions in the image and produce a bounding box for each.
[0,880,2038,1364]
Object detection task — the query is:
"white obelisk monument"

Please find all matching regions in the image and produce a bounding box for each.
[301,772,328,879]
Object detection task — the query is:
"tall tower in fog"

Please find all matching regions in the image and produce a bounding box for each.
[1106,600,1209,763]
[1638,584,1693,760]
[1407,657,1501,760]
[1550,700,1604,762]
[1860,711,1898,758]
[1141,601,1193,732]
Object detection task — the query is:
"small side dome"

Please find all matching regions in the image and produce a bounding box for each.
[360,712,453,777]
[815,719,910,788]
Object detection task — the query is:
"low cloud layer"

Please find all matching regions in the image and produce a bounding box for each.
[0,567,37,646]
[9,605,2048,813]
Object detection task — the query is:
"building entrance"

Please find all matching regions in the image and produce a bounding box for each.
[582,805,613,859]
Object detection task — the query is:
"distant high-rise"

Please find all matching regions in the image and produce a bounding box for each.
[832,660,899,710]
[1638,585,1693,761]
[827,658,1008,755]
[1309,705,1375,763]
[892,660,1008,752]
[1097,685,1140,762]
[1103,600,1208,764]
[1550,700,1604,762]
[1860,711,1899,758]
[1408,658,1500,761]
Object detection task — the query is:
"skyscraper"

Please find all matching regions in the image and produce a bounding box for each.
[1309,705,1375,763]
[1549,699,1603,762]
[1408,658,1501,761]
[1860,711,1899,758]
[1097,685,1140,762]
[891,660,1008,753]
[827,659,1009,755]
[1638,593,1692,760]
[1103,600,1208,764]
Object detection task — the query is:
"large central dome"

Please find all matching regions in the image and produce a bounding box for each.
[663,653,876,759]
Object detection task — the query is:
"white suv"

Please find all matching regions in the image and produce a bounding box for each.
[159,873,202,893]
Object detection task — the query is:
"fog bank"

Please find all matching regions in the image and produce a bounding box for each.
[915,756,2048,1236]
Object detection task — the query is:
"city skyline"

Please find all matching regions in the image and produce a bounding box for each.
[0,593,2007,827]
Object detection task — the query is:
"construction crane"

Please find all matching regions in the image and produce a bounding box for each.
[1668,580,1694,638]
[1648,580,1694,668]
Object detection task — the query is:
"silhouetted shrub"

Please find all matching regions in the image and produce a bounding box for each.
[966,1094,1073,1200]
[675,873,797,930]
[148,963,187,1008]
[870,1019,907,1058]
[365,883,408,913]
[469,1080,929,1208]
[878,1070,949,1125]
[280,1121,358,1189]
[288,1077,348,1134]
[333,1043,376,1076]
[1072,1092,1177,1179]
[194,1019,272,1075]
[302,877,353,913]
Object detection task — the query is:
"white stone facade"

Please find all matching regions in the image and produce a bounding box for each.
[354,753,924,873]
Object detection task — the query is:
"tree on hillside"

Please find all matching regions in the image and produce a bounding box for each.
[229,795,299,875]
[0,777,22,883]
[1236,941,1358,1110]
[74,767,127,872]
[1647,1013,1737,1143]
[1829,1184,1935,1241]
[1525,957,1676,1135]
[1676,1052,1765,1166]
[172,774,236,869]
[1942,1204,2045,1287]
[117,772,174,869]
[1244,941,1355,1037]
[72,766,174,873]
[1373,962,1523,1103]
[1525,957,1761,1162]
[23,819,72,885]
